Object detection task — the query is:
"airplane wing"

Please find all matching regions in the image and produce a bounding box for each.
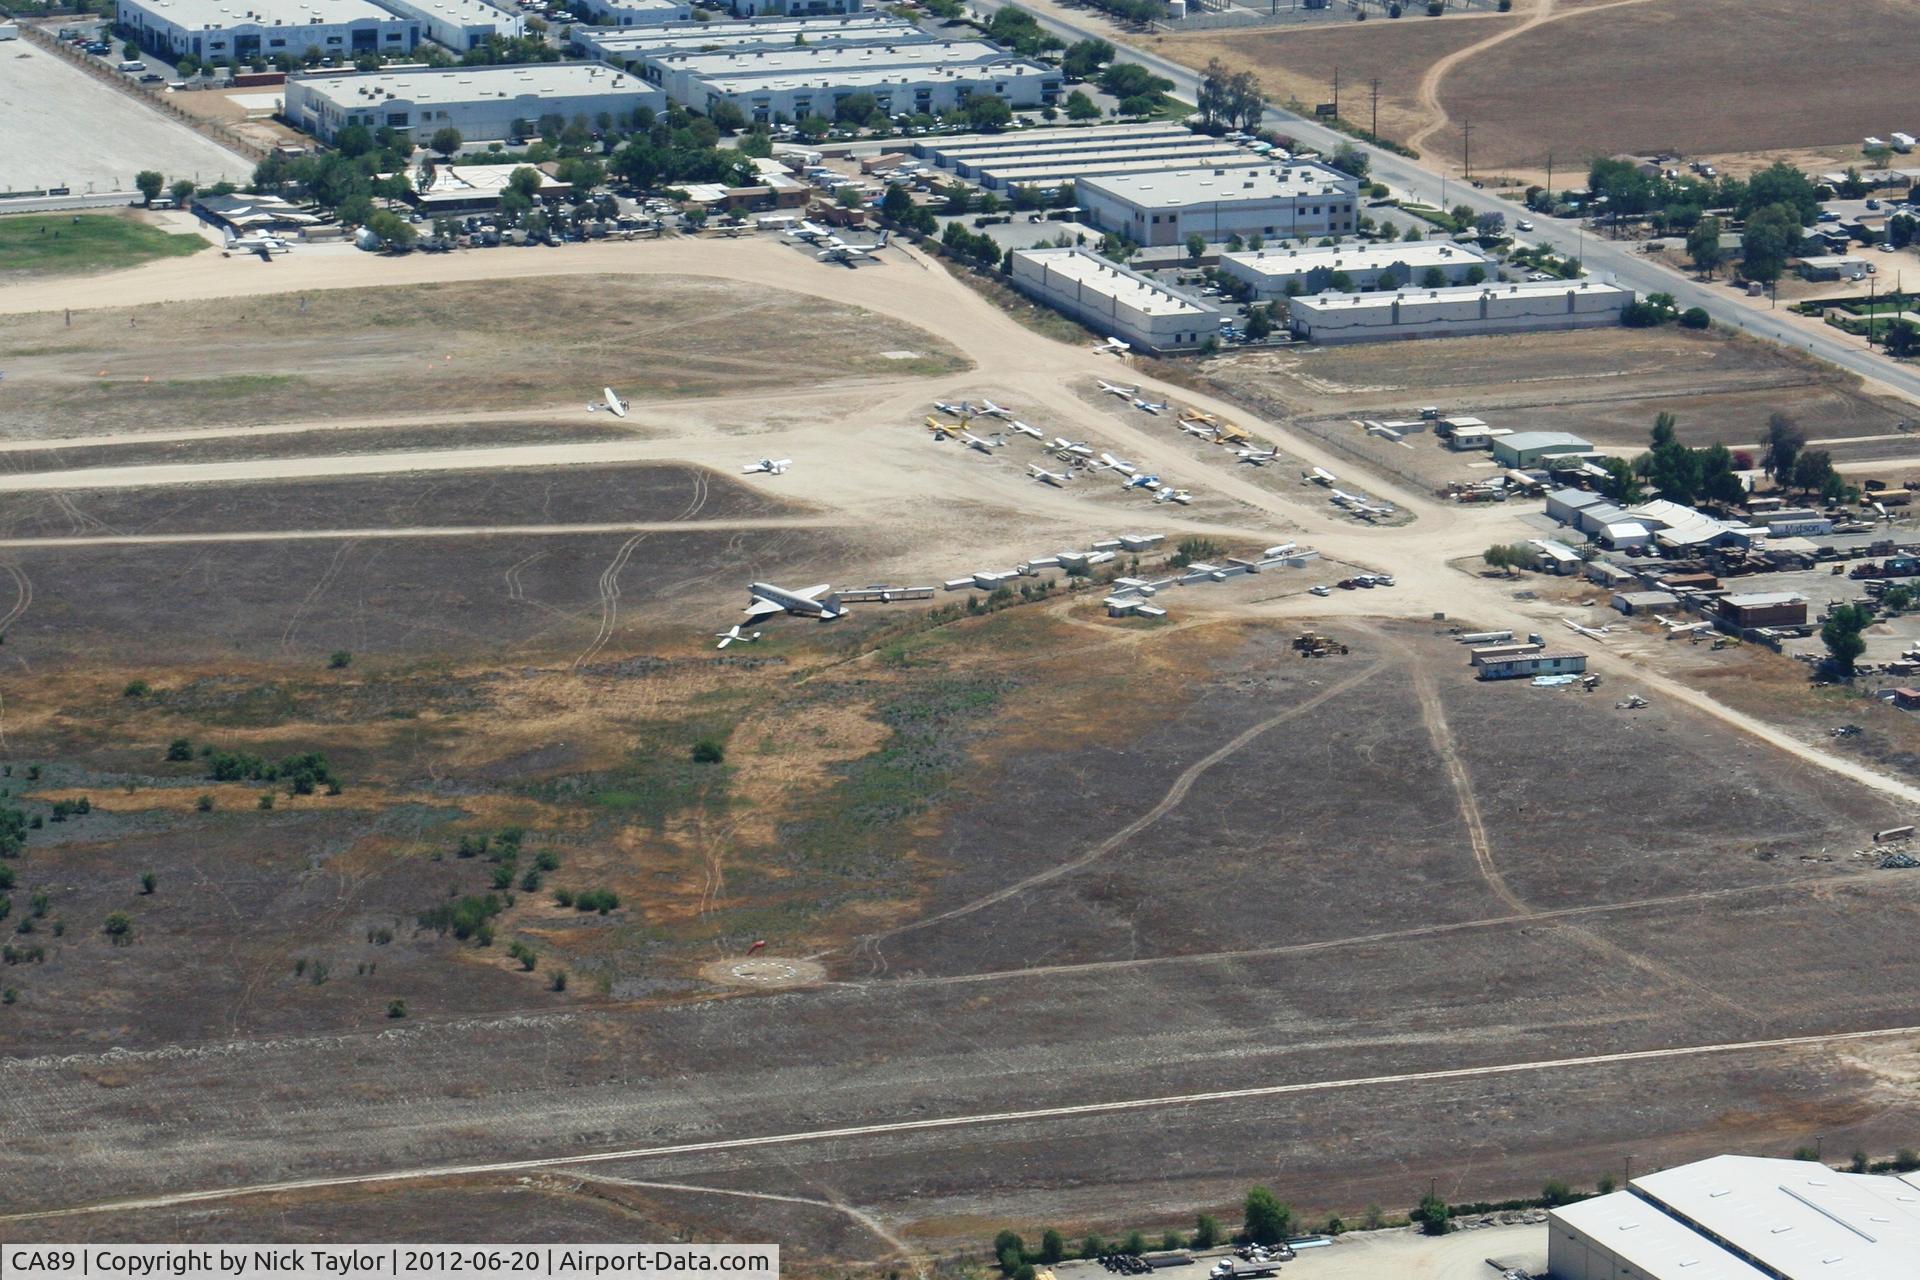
[744,597,786,620]
[603,388,627,419]
[794,583,832,601]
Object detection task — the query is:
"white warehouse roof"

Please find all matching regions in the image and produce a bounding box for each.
[1016,248,1207,317]
[1081,161,1353,208]
[1630,1154,1920,1280]
[1552,1192,1771,1280]
[1294,278,1631,314]
[292,61,647,106]
[138,0,398,24]
[657,39,1014,74]
[1221,239,1488,277]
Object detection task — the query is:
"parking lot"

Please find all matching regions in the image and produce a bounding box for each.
[0,35,250,195]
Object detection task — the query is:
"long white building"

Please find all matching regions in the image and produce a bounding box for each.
[286,62,663,143]
[1219,240,1492,299]
[1078,162,1358,247]
[653,40,1057,121]
[1010,248,1218,355]
[1550,1154,1920,1280]
[117,0,417,62]
[577,13,925,66]
[372,0,517,50]
[578,0,687,24]
[1287,279,1632,344]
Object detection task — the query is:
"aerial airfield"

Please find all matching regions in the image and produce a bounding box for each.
[2,229,1919,1266]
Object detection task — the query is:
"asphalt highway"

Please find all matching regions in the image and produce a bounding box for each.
[971,0,1920,406]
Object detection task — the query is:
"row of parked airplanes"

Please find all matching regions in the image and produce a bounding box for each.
[925,395,1197,504]
[1097,382,1286,468]
[783,220,892,265]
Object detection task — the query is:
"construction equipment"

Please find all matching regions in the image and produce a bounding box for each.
[1292,630,1349,657]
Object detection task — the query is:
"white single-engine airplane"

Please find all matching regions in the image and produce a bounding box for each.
[1098,380,1139,399]
[1028,464,1071,487]
[714,625,763,649]
[1007,420,1044,440]
[1237,447,1279,465]
[588,387,628,418]
[1133,396,1169,415]
[785,220,833,244]
[975,398,1014,419]
[959,431,1003,455]
[745,582,846,622]
[743,458,793,475]
[1093,336,1131,356]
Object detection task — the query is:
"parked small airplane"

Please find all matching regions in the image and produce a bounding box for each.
[933,399,975,417]
[924,416,963,439]
[1122,472,1160,490]
[1307,467,1337,486]
[1213,421,1251,444]
[745,581,845,621]
[1098,380,1139,399]
[1179,422,1219,440]
[1237,448,1279,465]
[1179,407,1218,425]
[959,431,1003,454]
[818,241,875,265]
[714,625,763,649]
[1133,396,1169,415]
[587,387,628,418]
[1154,487,1193,505]
[225,230,289,257]
[1028,464,1071,487]
[743,458,793,475]
[1051,438,1094,459]
[1093,336,1131,356]
[1007,420,1044,440]
[785,220,833,244]
[1095,451,1138,476]
[975,398,1014,419]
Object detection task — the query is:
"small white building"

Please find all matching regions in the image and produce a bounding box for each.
[375,0,519,50]
[117,0,417,63]
[1217,240,1492,299]
[1288,279,1634,344]
[1009,247,1219,355]
[1077,162,1358,247]
[1528,538,1583,575]
[286,62,663,144]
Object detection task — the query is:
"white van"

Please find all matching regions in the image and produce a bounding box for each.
[118,59,146,72]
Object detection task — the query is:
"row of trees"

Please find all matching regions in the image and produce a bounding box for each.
[1195,60,1267,134]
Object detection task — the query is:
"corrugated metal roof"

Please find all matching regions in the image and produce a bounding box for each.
[1552,1192,1770,1280]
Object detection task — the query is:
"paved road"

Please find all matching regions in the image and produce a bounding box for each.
[972,0,1920,406]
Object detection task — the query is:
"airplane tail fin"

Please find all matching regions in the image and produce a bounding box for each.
[820,593,846,619]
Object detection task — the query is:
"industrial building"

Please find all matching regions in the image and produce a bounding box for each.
[651,41,1057,120]
[578,0,687,24]
[729,0,865,15]
[286,62,663,143]
[1548,1154,1920,1280]
[1009,247,1219,355]
[1218,240,1492,299]
[913,122,1186,164]
[1490,431,1593,468]
[1077,162,1358,247]
[975,148,1259,194]
[373,0,517,50]
[1287,279,1634,344]
[116,0,418,62]
[578,13,922,64]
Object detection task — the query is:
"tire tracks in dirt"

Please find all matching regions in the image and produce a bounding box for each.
[1403,644,1765,1023]
[848,656,1390,972]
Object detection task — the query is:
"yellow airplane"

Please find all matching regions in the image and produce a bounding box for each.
[1214,420,1251,444]
[1179,407,1219,425]
[924,416,966,439]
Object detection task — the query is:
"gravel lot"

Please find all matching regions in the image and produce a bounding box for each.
[0,38,249,194]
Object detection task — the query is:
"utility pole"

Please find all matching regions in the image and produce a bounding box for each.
[1545,151,1553,199]
[1461,119,1472,179]
[1369,77,1380,140]
[1332,66,1340,120]
[1869,276,1878,345]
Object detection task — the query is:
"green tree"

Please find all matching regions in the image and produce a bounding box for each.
[709,100,748,133]
[430,126,463,158]
[135,170,164,206]
[1792,449,1835,496]
[387,998,407,1018]
[1885,319,1920,358]
[1245,305,1273,340]
[1822,602,1872,675]
[169,178,196,207]
[1328,142,1369,180]
[1243,1186,1292,1246]
[1763,413,1805,488]
[882,182,914,223]
[1597,455,1644,504]
[367,210,416,248]
[994,1231,1025,1273]
[691,739,725,764]
[1687,215,1725,277]
[1062,38,1115,80]
[1192,1215,1222,1249]
[1739,160,1821,224]
[140,871,157,895]
[965,94,1014,131]
[1065,89,1100,121]
[1038,1230,1066,1264]
[1741,201,1802,283]
[1186,231,1206,263]
[1420,266,1447,288]
[103,912,132,944]
[1415,1192,1451,1236]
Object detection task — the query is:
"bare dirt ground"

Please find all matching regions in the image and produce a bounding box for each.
[3,232,1920,1265]
[1165,0,1920,173]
